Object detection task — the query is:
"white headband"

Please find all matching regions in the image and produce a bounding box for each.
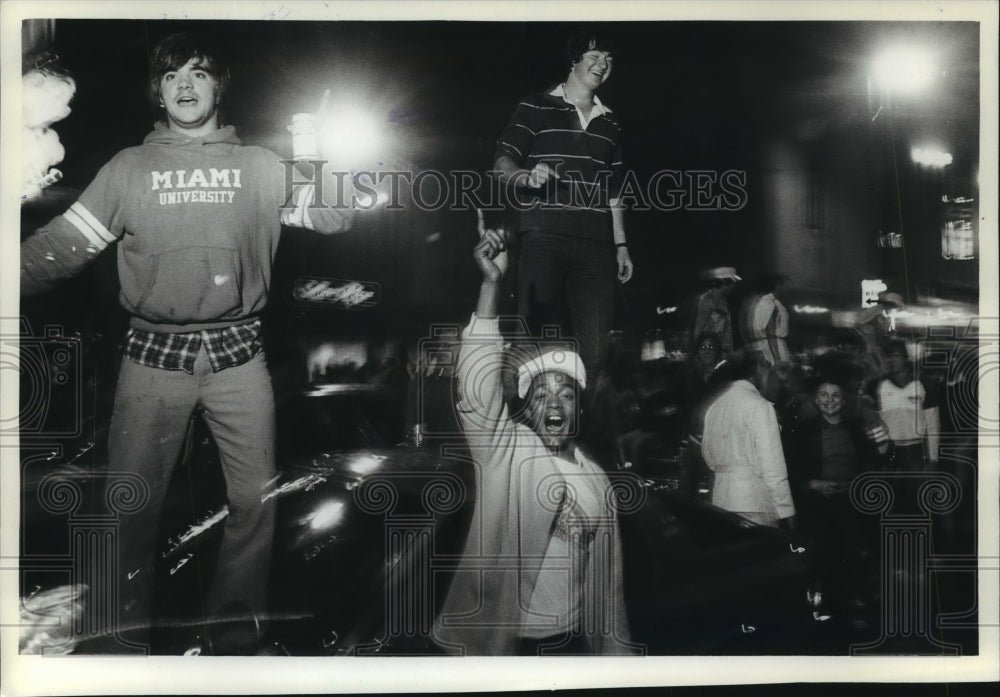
[516,349,587,399]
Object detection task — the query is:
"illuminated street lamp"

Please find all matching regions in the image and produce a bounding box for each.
[289,89,388,169]
[867,45,940,122]
[871,45,937,95]
[319,104,383,168]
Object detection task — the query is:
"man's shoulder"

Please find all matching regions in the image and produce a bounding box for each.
[220,144,287,174]
[712,379,740,398]
[729,379,756,393]
[227,142,279,160]
[98,144,148,171]
[729,381,772,411]
[594,103,620,127]
[880,374,920,393]
[876,376,894,391]
[516,89,568,109]
[706,380,746,410]
[112,141,151,157]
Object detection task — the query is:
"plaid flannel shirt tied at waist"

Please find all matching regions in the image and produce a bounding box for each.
[124,320,262,374]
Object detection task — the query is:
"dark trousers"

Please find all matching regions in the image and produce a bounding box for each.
[888,442,931,514]
[799,489,872,609]
[517,231,616,369]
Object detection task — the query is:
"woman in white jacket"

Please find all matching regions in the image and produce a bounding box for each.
[433,212,637,656]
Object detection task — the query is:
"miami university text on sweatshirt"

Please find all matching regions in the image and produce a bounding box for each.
[21,122,352,332]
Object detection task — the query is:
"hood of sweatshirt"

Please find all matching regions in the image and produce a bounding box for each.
[143,121,242,147]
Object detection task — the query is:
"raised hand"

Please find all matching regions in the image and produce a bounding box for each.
[473,208,508,283]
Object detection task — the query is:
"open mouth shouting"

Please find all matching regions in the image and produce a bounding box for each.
[534,408,573,452]
[544,413,566,434]
[526,371,579,452]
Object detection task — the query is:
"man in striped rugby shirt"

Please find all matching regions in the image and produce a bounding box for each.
[493,29,633,370]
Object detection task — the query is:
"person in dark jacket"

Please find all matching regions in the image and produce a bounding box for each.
[679,331,734,408]
[784,376,885,616]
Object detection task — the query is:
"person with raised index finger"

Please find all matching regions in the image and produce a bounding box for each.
[433,210,636,656]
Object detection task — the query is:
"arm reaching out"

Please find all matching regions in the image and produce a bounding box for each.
[21,154,127,296]
[457,209,516,456]
[279,160,355,234]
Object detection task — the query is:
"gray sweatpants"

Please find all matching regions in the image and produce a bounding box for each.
[107,346,276,648]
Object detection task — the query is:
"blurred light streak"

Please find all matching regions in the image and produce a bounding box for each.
[308,500,346,531]
[348,453,387,475]
[912,147,953,168]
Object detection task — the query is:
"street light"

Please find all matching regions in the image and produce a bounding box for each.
[868,44,940,122]
[319,104,383,169]
[871,46,937,95]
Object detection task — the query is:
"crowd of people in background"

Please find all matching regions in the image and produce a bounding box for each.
[563,268,949,624]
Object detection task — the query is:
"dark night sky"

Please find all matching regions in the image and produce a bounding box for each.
[29,18,981,337]
[48,20,979,176]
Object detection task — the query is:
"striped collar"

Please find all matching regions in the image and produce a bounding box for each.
[549,83,611,128]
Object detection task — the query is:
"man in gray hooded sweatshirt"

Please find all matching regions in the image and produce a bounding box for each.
[21,32,353,652]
